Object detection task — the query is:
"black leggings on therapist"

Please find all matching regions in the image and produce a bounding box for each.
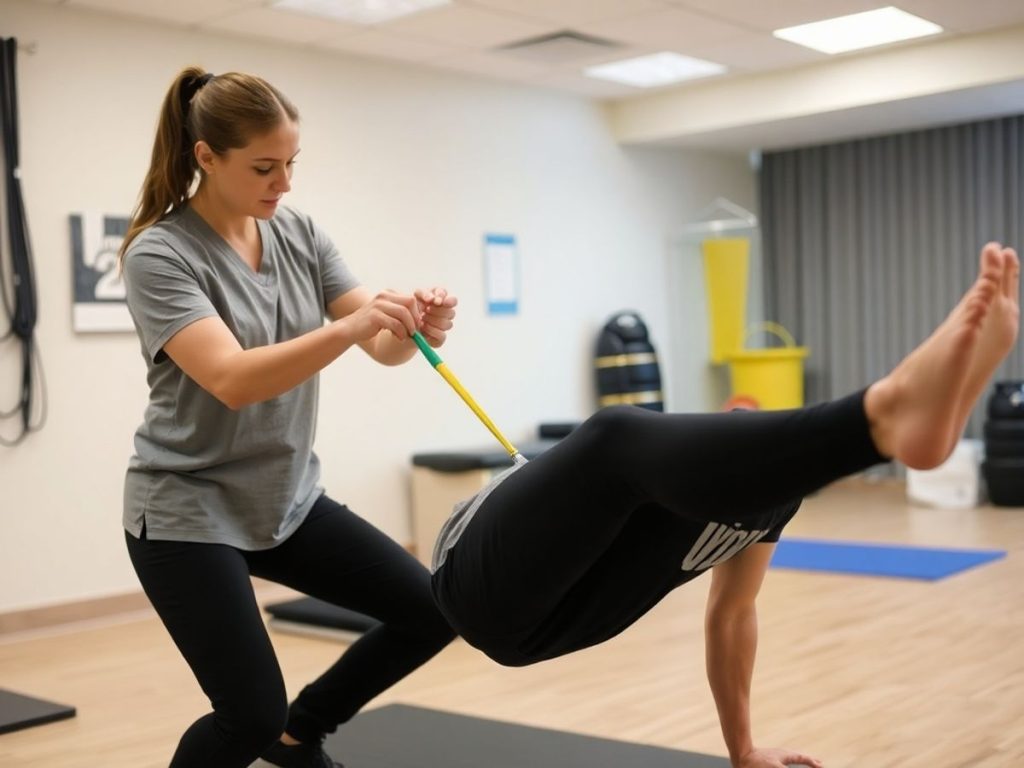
[126,494,455,768]
[432,391,887,666]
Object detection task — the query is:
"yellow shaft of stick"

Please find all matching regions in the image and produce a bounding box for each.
[435,363,519,457]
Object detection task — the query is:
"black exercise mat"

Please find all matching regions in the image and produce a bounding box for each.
[265,597,379,642]
[412,439,560,473]
[328,704,731,768]
[0,688,75,735]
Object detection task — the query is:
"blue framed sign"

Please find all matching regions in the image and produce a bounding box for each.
[484,233,518,316]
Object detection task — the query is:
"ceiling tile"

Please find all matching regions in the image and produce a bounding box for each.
[896,0,1024,34]
[665,0,886,34]
[199,6,363,44]
[425,50,551,81]
[464,0,669,26]
[578,6,751,52]
[382,3,556,48]
[686,31,828,73]
[66,0,257,26]
[530,69,650,99]
[319,30,462,62]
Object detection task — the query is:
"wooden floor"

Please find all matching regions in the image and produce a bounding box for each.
[1,478,1022,768]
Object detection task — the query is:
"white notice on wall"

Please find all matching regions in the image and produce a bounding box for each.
[484,233,518,316]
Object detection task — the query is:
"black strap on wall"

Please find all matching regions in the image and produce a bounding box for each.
[0,37,46,446]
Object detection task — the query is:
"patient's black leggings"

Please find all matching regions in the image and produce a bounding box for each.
[432,391,886,666]
[126,494,455,768]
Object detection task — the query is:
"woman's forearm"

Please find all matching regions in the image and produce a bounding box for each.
[705,603,759,765]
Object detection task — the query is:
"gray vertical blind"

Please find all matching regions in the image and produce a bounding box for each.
[760,116,1024,435]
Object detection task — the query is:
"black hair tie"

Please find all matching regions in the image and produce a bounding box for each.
[180,72,215,116]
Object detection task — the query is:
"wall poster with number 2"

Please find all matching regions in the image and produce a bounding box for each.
[70,212,132,333]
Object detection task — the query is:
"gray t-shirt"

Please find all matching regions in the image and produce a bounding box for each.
[431,462,526,573]
[122,204,359,549]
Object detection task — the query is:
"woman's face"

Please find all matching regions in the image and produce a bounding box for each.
[198,118,300,219]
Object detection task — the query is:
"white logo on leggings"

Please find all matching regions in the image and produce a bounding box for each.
[681,522,770,571]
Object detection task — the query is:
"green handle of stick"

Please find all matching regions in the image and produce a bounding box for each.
[411,332,442,367]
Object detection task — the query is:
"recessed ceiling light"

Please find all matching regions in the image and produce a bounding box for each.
[272,0,450,26]
[773,6,943,54]
[584,52,726,88]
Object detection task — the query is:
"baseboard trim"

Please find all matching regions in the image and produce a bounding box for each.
[1,580,318,637]
[0,591,153,636]
[0,540,417,637]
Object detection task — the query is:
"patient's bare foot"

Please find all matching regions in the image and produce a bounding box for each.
[953,245,1021,429]
[865,243,1018,469]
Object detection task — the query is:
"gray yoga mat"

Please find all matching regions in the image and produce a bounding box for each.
[0,688,75,735]
[327,703,731,768]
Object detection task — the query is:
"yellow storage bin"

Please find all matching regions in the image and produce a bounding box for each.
[701,238,749,364]
[728,322,809,410]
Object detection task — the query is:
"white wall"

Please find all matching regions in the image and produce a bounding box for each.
[0,0,755,614]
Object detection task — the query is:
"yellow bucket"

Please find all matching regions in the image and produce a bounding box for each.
[701,238,749,364]
[727,322,809,410]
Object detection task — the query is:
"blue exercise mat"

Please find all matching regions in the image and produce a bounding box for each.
[771,538,1006,581]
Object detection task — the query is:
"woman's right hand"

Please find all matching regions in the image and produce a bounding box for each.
[337,289,423,343]
[736,747,822,768]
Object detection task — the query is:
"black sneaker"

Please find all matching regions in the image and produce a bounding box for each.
[256,738,344,768]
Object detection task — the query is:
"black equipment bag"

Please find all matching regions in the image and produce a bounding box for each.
[595,311,663,412]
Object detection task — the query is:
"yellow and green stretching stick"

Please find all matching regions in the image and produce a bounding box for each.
[411,331,528,466]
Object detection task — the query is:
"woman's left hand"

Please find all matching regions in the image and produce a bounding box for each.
[414,287,458,347]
